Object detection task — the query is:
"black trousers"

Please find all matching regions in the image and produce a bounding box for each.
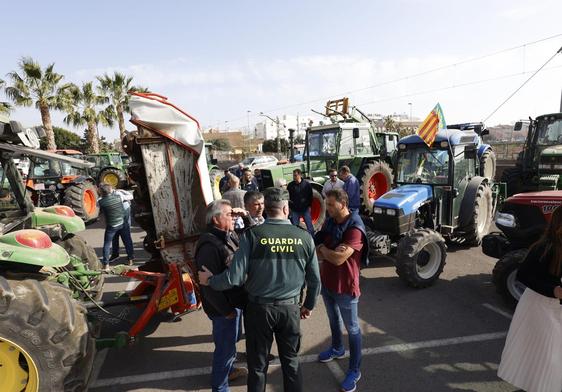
[244,302,302,392]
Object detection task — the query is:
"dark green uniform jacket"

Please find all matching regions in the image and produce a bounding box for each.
[209,218,321,310]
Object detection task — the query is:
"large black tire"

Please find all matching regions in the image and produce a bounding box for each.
[395,228,447,288]
[360,161,393,213]
[462,182,494,246]
[98,167,127,189]
[480,149,496,180]
[209,168,223,200]
[500,166,523,197]
[0,277,95,391]
[64,182,99,224]
[492,249,528,308]
[57,234,103,301]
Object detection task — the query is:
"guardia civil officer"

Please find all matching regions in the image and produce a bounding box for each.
[199,187,321,392]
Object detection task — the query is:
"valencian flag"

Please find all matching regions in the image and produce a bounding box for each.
[416,103,446,146]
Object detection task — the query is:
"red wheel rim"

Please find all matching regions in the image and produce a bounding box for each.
[368,173,389,203]
[84,189,96,215]
[310,197,321,224]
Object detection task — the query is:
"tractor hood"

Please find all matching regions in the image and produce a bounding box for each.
[374,185,433,215]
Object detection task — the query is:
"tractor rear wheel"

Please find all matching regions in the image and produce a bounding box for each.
[64,182,99,224]
[492,249,527,308]
[480,149,496,180]
[360,161,393,213]
[310,189,326,232]
[98,168,127,189]
[0,277,95,392]
[462,182,493,246]
[395,228,447,288]
[209,168,223,200]
[500,167,523,197]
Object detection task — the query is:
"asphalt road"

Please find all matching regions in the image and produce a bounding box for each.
[83,218,518,392]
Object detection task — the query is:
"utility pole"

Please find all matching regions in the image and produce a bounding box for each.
[276,116,281,153]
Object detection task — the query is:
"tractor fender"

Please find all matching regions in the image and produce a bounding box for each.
[477,144,492,160]
[69,175,95,185]
[309,181,324,193]
[458,176,487,227]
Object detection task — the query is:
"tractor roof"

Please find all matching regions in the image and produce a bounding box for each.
[399,129,479,147]
[536,112,562,120]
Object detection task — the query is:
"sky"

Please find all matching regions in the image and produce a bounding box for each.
[2,0,562,141]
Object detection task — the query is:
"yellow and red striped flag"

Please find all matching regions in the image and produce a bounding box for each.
[416,103,446,146]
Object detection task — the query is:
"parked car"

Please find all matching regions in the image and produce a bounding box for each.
[229,155,278,173]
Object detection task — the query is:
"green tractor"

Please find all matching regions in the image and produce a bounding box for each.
[367,124,499,288]
[0,118,102,391]
[84,152,128,189]
[259,98,397,229]
[501,112,562,196]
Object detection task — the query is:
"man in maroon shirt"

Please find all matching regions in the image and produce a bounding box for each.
[314,188,367,392]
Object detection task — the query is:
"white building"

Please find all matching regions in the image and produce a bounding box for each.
[254,114,323,140]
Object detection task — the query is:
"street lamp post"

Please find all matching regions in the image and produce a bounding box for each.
[259,112,282,153]
[408,103,412,123]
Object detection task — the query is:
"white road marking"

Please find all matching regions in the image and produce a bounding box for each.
[482,303,513,320]
[89,348,109,386]
[325,360,346,381]
[91,331,507,388]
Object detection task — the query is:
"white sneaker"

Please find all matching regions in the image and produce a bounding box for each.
[102,264,110,272]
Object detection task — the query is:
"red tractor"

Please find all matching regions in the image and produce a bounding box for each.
[482,190,562,307]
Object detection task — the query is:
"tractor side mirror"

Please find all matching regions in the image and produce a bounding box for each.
[464,146,477,159]
[480,128,489,136]
[353,128,360,138]
[514,121,523,131]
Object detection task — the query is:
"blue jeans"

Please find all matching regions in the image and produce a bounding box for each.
[321,287,362,372]
[111,210,132,259]
[289,208,314,235]
[102,223,134,264]
[210,308,242,392]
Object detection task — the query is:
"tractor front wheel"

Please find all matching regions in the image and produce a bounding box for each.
[360,161,393,213]
[0,277,95,392]
[63,182,99,224]
[492,249,527,308]
[57,234,103,300]
[98,168,127,189]
[500,167,523,197]
[395,228,447,288]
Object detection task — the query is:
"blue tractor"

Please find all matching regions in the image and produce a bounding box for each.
[367,123,497,288]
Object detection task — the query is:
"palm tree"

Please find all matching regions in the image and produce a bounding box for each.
[97,72,149,141]
[0,79,11,115]
[97,72,133,141]
[5,57,67,149]
[62,82,113,153]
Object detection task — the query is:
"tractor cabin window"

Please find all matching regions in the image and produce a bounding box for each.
[308,130,337,157]
[453,145,475,188]
[396,146,449,185]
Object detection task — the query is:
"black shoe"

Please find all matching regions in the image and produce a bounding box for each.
[109,254,119,261]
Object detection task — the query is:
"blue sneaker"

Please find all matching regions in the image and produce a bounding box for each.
[340,370,361,392]
[318,347,345,362]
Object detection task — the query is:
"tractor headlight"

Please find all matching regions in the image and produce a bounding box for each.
[386,209,396,216]
[440,141,449,148]
[373,207,383,214]
[496,212,517,228]
[539,164,551,169]
[554,164,562,170]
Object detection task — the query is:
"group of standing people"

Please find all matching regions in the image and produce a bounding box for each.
[196,184,368,392]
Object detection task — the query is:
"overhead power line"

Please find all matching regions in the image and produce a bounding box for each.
[218,33,562,129]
